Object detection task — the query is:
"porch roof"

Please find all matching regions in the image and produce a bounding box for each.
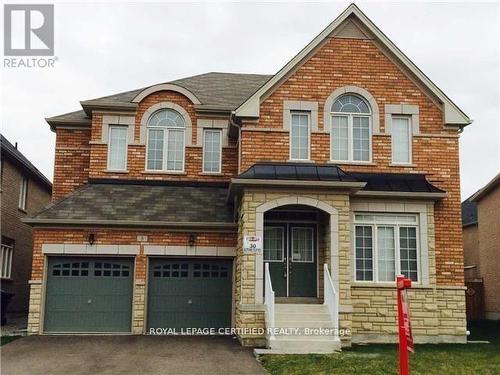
[237,163,358,182]
[232,163,446,199]
[23,182,235,229]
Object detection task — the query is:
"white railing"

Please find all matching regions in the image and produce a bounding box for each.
[323,263,339,338]
[264,262,275,339]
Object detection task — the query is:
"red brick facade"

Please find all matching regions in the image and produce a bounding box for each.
[32,14,467,336]
[240,37,463,286]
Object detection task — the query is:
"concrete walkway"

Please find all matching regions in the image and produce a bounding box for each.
[1,335,268,375]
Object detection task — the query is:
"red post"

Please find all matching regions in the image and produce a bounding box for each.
[397,275,413,375]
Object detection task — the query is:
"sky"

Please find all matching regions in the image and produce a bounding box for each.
[1,0,499,200]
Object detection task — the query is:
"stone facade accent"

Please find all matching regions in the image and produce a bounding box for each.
[27,282,43,334]
[234,188,352,344]
[351,286,466,343]
[132,282,146,334]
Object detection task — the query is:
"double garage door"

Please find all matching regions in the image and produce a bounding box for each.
[44,257,232,333]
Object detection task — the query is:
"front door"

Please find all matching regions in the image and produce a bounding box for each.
[264,224,317,297]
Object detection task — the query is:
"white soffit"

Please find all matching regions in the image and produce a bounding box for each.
[234,4,471,126]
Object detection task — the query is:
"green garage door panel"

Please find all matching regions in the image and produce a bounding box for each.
[148,258,232,330]
[44,257,133,333]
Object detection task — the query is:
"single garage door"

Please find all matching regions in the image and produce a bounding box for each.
[147,258,232,331]
[44,257,133,333]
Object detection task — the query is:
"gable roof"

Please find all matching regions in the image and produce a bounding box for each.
[47,72,271,128]
[470,172,500,203]
[0,134,52,191]
[234,3,471,126]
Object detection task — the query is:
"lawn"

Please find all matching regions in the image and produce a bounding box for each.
[260,321,500,375]
[0,336,21,346]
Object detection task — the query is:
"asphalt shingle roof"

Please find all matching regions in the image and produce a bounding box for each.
[461,197,478,227]
[0,134,52,191]
[48,72,272,124]
[32,183,233,224]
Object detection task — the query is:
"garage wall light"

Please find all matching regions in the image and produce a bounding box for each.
[88,233,96,246]
[188,234,197,247]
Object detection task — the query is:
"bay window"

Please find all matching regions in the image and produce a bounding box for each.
[354,213,419,282]
[146,109,185,172]
[331,94,371,162]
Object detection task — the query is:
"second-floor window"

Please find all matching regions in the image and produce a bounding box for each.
[203,129,222,173]
[146,109,185,172]
[108,126,128,171]
[290,112,310,160]
[331,94,371,162]
[18,176,28,210]
[391,116,412,164]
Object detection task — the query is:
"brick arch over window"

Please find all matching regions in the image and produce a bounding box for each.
[253,196,340,304]
[324,86,380,133]
[139,102,193,146]
[132,83,201,105]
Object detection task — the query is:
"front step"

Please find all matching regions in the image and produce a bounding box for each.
[267,335,341,353]
[266,303,341,353]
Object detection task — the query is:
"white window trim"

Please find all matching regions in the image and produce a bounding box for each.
[289,111,311,161]
[144,112,186,173]
[330,112,373,163]
[353,213,421,284]
[18,177,27,210]
[107,125,128,171]
[202,128,222,174]
[391,115,413,165]
[1,241,14,279]
[263,226,285,263]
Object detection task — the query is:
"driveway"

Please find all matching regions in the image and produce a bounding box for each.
[1,335,268,375]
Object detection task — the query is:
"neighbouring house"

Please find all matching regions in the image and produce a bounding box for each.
[1,135,52,316]
[462,173,500,320]
[24,4,471,352]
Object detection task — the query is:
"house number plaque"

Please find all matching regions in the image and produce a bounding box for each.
[243,236,263,254]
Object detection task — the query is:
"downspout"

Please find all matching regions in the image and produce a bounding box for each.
[229,112,241,174]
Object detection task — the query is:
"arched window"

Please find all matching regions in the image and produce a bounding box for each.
[146,109,185,171]
[331,94,371,162]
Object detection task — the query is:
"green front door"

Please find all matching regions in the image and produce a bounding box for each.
[44,257,133,333]
[264,224,317,297]
[147,258,232,331]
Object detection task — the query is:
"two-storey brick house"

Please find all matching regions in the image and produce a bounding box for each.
[1,135,52,316]
[25,5,470,352]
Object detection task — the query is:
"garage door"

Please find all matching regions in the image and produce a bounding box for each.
[147,258,232,331]
[44,257,133,333]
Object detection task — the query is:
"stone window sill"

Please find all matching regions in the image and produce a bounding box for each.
[327,161,376,166]
[142,171,187,176]
[351,282,430,289]
[389,163,416,167]
[105,170,129,174]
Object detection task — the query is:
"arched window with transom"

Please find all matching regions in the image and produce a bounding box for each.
[331,94,372,162]
[146,109,185,171]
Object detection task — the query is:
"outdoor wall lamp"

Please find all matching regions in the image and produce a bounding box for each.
[88,233,96,246]
[188,234,197,247]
